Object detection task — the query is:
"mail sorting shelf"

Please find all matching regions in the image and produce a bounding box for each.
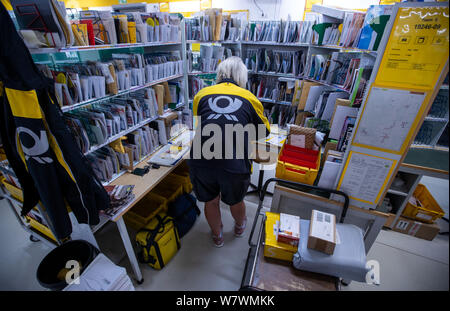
[83,115,159,156]
[28,41,183,55]
[14,23,190,251]
[186,40,240,44]
[241,41,378,54]
[61,74,184,113]
[98,125,188,187]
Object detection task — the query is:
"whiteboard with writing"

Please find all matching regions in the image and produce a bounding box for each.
[338,152,395,204]
[353,87,426,151]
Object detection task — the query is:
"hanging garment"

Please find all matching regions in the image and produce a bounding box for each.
[0,3,110,239]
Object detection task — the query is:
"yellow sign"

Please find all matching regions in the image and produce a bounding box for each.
[303,0,322,19]
[375,6,449,90]
[160,2,169,12]
[200,0,211,11]
[379,0,400,5]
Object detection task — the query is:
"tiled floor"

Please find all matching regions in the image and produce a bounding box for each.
[0,176,448,291]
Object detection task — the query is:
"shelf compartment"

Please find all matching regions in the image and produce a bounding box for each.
[61,74,184,113]
[29,41,182,55]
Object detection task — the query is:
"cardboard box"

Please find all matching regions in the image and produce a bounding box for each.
[264,212,298,261]
[392,216,440,241]
[153,84,165,115]
[307,210,337,255]
[321,141,338,167]
[277,213,300,247]
[384,213,396,228]
[294,111,314,127]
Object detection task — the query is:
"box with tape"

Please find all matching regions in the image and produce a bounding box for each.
[392,216,440,241]
[307,210,337,255]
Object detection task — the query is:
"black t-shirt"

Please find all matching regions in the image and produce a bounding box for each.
[188,80,270,174]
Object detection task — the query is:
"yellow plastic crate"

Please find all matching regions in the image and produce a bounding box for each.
[152,178,183,204]
[25,215,57,242]
[402,184,445,224]
[1,178,24,202]
[275,145,320,185]
[264,212,297,261]
[124,192,167,230]
[167,172,193,194]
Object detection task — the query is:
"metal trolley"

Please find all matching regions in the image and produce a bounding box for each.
[239,178,350,291]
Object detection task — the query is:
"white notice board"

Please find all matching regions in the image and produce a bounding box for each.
[337,151,396,205]
[353,87,426,152]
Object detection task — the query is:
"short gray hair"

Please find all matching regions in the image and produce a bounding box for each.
[216,56,248,88]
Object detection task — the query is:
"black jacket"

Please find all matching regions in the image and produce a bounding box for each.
[0,3,109,240]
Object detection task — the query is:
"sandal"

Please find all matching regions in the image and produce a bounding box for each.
[212,224,224,247]
[234,218,247,237]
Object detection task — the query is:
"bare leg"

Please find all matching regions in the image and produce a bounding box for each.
[204,195,222,236]
[230,201,246,227]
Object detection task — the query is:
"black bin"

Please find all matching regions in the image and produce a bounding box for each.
[36,240,100,291]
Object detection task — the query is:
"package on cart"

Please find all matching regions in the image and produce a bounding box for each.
[277,213,300,247]
[294,219,369,282]
[307,210,337,255]
[264,212,298,262]
[136,212,180,269]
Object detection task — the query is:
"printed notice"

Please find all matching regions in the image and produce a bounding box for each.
[353,87,426,152]
[338,152,396,204]
[375,6,449,90]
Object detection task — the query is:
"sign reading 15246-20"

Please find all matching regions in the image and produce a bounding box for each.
[375,6,449,90]
[414,23,441,30]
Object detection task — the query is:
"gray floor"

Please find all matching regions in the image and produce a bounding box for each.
[0,175,448,291]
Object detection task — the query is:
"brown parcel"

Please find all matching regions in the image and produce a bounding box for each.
[392,216,440,241]
[307,210,337,255]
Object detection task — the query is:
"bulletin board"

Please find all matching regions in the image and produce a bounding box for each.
[351,86,427,153]
[334,2,449,210]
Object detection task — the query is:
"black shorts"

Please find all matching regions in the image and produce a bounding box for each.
[189,166,250,206]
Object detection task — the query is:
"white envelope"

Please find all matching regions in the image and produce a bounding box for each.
[62,84,73,106]
[156,64,163,79]
[139,68,145,85]
[170,25,178,42]
[147,25,154,42]
[321,92,349,121]
[136,24,147,43]
[304,85,326,112]
[54,83,64,106]
[145,65,153,83]
[124,70,131,90]
[156,119,167,145]
[80,77,90,101]
[152,65,159,81]
[131,68,139,86]
[69,73,83,103]
[117,71,126,90]
[164,63,170,77]
[154,25,160,41]
[90,76,101,98]
[98,76,106,97]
